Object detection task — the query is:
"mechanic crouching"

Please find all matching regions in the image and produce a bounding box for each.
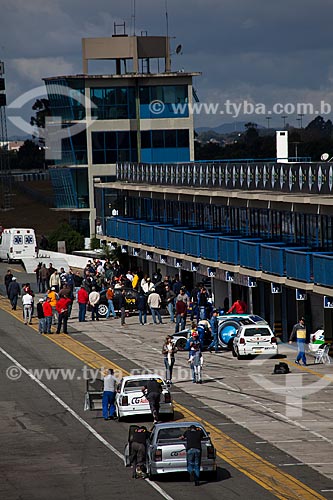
[142,378,163,423]
[130,426,149,479]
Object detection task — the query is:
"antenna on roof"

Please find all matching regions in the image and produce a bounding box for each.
[131,0,136,36]
[165,0,169,39]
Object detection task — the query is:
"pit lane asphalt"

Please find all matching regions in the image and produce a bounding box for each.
[0,307,280,500]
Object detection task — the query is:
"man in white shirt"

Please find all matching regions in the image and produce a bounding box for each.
[147,289,163,324]
[22,291,34,325]
[102,368,118,420]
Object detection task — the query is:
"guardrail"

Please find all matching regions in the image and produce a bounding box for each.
[104,217,333,286]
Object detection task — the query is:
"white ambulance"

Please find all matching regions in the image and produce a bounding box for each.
[0,228,37,262]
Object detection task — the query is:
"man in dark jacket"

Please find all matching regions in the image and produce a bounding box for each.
[165,285,176,322]
[137,292,147,325]
[142,378,162,423]
[8,277,20,310]
[36,298,45,334]
[4,269,13,297]
[119,289,127,326]
[182,425,205,486]
[208,309,219,353]
[130,426,149,478]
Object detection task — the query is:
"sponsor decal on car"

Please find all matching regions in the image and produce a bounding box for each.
[131,396,149,405]
[170,450,186,457]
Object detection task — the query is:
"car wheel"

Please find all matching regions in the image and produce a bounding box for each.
[176,337,187,351]
[227,338,234,350]
[232,346,237,357]
[98,303,108,318]
[237,352,245,360]
[115,406,122,422]
[146,461,155,480]
[218,320,240,349]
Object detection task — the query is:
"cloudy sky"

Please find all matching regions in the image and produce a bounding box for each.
[2,0,333,135]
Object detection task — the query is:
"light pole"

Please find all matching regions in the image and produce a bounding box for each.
[266,116,271,129]
[298,113,304,129]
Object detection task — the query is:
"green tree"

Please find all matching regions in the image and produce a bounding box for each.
[48,223,84,253]
[16,140,44,170]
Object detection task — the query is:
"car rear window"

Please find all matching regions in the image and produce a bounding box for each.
[244,328,272,337]
[157,426,206,442]
[124,379,148,391]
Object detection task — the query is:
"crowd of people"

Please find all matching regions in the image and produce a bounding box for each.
[3,259,248,340]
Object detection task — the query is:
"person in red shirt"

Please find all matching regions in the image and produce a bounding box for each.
[227,298,247,314]
[77,285,89,322]
[42,297,53,334]
[56,296,72,334]
[175,299,187,333]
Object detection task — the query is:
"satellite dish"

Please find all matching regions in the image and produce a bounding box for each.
[321,153,330,161]
[175,44,183,55]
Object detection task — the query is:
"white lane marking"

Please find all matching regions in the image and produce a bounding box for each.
[0,346,174,500]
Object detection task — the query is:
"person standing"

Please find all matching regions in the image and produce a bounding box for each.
[49,270,61,293]
[208,309,219,353]
[147,289,163,324]
[165,285,176,322]
[137,291,147,325]
[43,297,53,334]
[77,284,89,322]
[34,263,42,292]
[55,296,71,334]
[142,378,162,423]
[227,298,247,314]
[119,289,127,326]
[102,368,117,420]
[22,291,33,325]
[289,317,307,366]
[89,287,100,321]
[188,331,202,383]
[4,269,13,297]
[182,425,205,486]
[8,277,20,310]
[36,298,45,334]
[39,264,49,294]
[175,298,187,333]
[162,336,177,384]
[106,286,116,319]
[47,287,58,325]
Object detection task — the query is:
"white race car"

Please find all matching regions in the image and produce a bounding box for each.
[115,374,174,421]
[232,324,278,359]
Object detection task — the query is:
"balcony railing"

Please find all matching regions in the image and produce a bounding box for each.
[117,161,333,194]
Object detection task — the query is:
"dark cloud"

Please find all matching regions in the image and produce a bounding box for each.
[2,0,333,135]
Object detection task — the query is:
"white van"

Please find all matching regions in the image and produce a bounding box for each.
[0,228,37,262]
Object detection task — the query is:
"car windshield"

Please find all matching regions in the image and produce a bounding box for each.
[124,379,149,392]
[244,328,272,337]
[157,426,207,442]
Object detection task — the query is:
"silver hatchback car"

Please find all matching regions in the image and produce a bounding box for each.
[145,421,216,479]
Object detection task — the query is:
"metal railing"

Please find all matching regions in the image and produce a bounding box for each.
[117,161,333,194]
